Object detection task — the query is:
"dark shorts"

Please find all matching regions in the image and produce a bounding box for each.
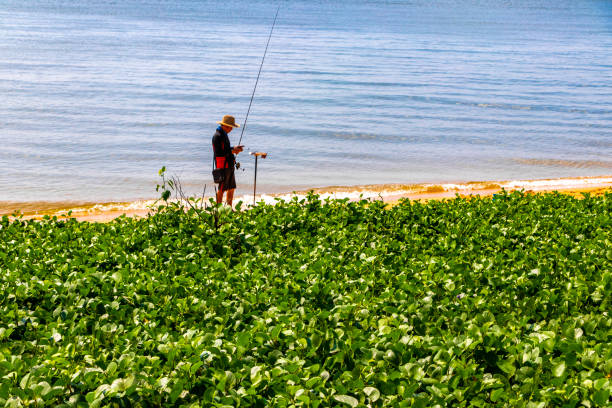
[218,166,236,191]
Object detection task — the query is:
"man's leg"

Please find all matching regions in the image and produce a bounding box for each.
[226,189,235,207]
[216,184,224,204]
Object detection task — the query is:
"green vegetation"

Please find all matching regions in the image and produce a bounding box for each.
[1,191,611,407]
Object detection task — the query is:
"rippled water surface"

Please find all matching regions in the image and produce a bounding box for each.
[1,0,611,202]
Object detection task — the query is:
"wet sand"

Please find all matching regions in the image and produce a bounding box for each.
[5,175,611,222]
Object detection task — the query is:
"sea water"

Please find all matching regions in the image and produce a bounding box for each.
[1,0,611,204]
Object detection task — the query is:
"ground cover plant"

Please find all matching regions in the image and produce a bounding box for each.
[1,190,611,407]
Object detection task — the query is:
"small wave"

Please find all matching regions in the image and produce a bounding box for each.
[1,200,159,217]
[515,158,612,169]
[0,200,96,216]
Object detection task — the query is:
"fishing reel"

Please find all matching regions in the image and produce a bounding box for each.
[235,145,245,170]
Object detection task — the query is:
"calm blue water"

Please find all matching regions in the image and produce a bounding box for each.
[1,0,611,202]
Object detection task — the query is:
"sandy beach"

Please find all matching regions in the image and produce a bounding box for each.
[4,175,610,223]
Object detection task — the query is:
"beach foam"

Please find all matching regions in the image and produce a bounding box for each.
[253,175,612,205]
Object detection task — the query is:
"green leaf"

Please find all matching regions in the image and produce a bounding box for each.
[593,389,610,406]
[490,388,504,402]
[169,379,184,403]
[34,381,51,397]
[363,386,380,402]
[5,397,23,408]
[306,377,320,388]
[498,357,516,376]
[333,394,359,407]
[250,366,263,386]
[593,378,607,391]
[542,338,555,353]
[19,373,30,390]
[237,332,250,348]
[106,361,118,376]
[109,377,133,394]
[574,328,583,339]
[86,392,96,403]
[190,361,203,376]
[552,361,565,377]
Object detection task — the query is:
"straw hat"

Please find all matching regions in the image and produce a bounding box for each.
[217,115,240,128]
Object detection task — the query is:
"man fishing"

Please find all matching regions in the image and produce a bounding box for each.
[212,115,244,206]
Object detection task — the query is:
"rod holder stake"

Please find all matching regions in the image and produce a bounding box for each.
[250,152,268,205]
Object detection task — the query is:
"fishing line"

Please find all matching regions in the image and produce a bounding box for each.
[237,5,280,146]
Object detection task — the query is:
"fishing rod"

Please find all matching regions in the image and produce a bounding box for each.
[233,6,278,205]
[237,5,280,147]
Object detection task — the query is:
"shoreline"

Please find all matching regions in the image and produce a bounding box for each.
[3,175,611,222]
